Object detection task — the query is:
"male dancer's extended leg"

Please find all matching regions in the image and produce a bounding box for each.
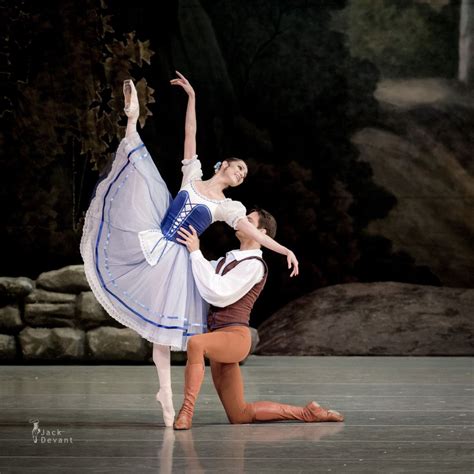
[210,349,344,423]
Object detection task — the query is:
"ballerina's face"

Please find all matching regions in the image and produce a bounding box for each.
[221,160,248,187]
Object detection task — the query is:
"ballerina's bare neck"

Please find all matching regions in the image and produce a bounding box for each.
[192,178,227,201]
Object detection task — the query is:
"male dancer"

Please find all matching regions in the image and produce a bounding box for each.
[174,208,344,430]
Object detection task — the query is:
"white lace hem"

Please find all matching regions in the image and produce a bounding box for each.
[79,135,188,351]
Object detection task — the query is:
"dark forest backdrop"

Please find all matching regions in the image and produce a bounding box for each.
[1,0,473,327]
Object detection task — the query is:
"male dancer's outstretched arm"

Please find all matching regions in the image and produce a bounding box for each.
[174,209,344,430]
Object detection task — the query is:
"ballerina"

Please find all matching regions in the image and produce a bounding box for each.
[80,71,299,427]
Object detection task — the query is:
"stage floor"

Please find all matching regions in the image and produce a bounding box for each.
[0,357,473,473]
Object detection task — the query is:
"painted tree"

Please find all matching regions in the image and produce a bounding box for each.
[0,0,155,276]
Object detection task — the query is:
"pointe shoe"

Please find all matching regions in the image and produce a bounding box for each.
[123,79,139,121]
[173,363,205,430]
[304,401,344,422]
[156,389,176,427]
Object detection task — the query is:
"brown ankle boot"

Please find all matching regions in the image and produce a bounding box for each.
[251,400,344,423]
[173,363,205,430]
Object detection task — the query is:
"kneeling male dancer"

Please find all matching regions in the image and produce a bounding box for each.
[174,208,344,430]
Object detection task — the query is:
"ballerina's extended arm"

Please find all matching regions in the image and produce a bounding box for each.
[170,71,196,161]
[236,218,299,277]
[170,72,298,276]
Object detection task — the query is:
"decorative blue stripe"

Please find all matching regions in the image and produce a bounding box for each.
[94,144,200,335]
[127,143,146,159]
[95,161,129,290]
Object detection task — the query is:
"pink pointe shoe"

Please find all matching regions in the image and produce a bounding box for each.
[123,79,139,121]
[156,389,176,428]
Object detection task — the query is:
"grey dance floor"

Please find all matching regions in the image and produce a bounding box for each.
[0,357,473,473]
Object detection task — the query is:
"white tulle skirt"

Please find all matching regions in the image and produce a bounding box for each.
[80,132,208,351]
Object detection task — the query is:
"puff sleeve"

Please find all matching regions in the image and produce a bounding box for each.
[181,155,203,188]
[214,200,247,230]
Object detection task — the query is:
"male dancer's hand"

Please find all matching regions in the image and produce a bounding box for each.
[176,225,200,253]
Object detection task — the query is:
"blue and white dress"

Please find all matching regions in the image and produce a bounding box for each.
[80,132,246,350]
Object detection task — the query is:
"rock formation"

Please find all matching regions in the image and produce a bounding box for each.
[257,282,474,356]
[0,265,260,362]
[353,79,474,287]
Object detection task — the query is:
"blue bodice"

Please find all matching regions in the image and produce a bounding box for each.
[161,190,213,243]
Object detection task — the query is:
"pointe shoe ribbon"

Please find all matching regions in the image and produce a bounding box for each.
[123,79,139,121]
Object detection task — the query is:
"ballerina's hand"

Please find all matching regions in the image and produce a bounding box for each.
[287,250,299,277]
[170,71,195,98]
[176,225,200,253]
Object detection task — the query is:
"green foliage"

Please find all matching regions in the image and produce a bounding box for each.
[336,0,459,78]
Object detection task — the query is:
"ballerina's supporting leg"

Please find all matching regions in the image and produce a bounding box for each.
[153,343,176,427]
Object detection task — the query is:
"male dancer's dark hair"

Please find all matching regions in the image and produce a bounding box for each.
[250,207,277,239]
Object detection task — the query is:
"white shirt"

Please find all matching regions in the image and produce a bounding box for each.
[189,249,265,308]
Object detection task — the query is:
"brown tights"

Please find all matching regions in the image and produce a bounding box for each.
[186,326,255,423]
[185,326,343,424]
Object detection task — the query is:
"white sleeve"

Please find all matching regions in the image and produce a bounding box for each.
[214,200,247,230]
[181,156,203,188]
[190,251,264,307]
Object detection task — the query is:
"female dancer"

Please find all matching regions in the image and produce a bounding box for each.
[80,72,299,427]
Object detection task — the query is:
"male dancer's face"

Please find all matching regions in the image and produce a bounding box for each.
[246,211,260,229]
[236,211,263,245]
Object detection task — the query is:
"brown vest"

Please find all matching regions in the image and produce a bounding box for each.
[207,256,268,331]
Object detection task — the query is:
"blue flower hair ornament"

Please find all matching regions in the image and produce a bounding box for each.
[213,161,222,173]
